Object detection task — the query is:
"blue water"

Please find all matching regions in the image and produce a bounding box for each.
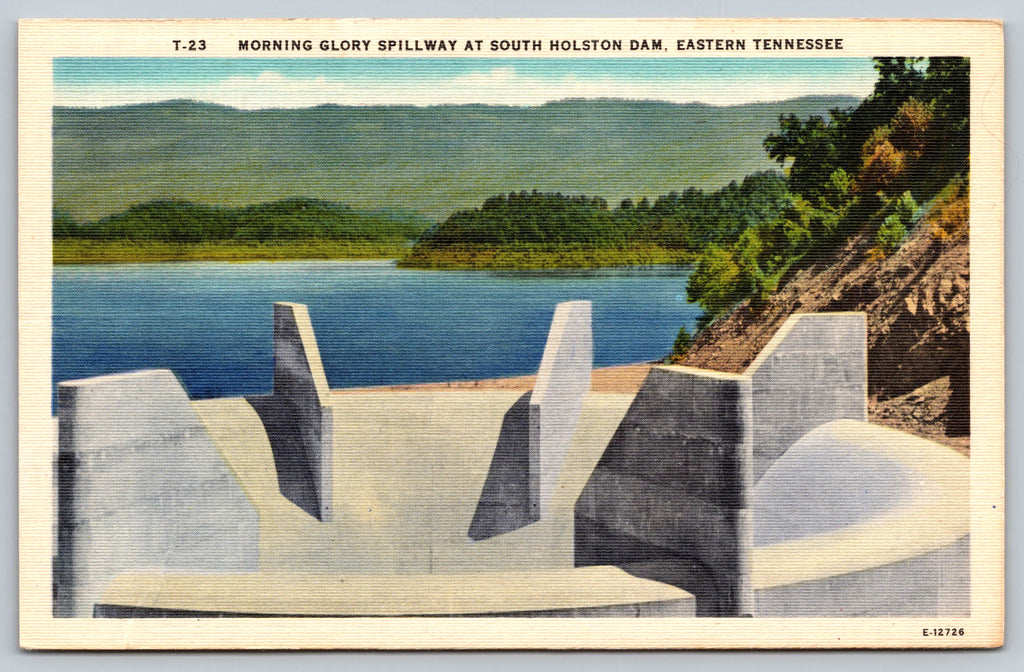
[52,259,700,401]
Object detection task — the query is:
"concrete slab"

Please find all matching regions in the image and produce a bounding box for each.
[751,420,970,616]
[754,428,916,546]
[54,369,258,618]
[78,389,968,619]
[755,536,969,617]
[196,391,633,577]
[468,392,533,540]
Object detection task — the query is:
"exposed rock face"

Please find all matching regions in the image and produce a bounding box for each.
[682,204,969,450]
[870,376,969,455]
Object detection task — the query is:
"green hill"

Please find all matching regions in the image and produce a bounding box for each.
[55,198,432,242]
[53,96,859,222]
[51,198,434,264]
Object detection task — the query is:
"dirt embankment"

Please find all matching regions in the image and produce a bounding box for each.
[682,200,970,454]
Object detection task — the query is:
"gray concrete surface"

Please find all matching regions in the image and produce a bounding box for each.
[755,535,970,617]
[529,300,593,518]
[246,394,322,518]
[93,565,695,617]
[94,598,696,618]
[267,302,334,522]
[745,313,867,482]
[468,393,534,540]
[574,366,754,616]
[200,390,634,577]
[50,307,965,620]
[753,422,916,546]
[54,369,258,618]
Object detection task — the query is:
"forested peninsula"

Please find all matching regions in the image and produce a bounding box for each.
[397,173,789,270]
[53,199,432,264]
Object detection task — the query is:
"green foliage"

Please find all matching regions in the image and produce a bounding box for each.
[893,190,919,221]
[874,190,918,254]
[399,243,690,271]
[875,214,907,255]
[414,173,792,260]
[53,198,432,244]
[764,113,843,203]
[52,208,77,237]
[689,58,967,326]
[765,57,968,207]
[824,168,852,208]
[421,192,621,247]
[686,245,749,317]
[671,326,693,359]
[685,191,831,319]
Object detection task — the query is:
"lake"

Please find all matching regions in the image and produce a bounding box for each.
[52,259,701,401]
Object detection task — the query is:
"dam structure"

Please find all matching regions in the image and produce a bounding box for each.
[53,302,969,618]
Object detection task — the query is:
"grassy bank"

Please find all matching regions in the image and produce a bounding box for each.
[53,239,411,265]
[54,239,693,269]
[397,244,693,270]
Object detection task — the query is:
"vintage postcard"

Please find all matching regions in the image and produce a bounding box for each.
[18,18,1004,649]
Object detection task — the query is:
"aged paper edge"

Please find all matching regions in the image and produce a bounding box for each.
[17,17,1005,650]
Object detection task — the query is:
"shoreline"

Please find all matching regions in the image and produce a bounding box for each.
[52,239,411,265]
[332,362,657,395]
[54,240,694,271]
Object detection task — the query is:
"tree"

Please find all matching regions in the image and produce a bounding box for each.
[52,208,78,238]
[671,326,692,361]
[874,190,917,255]
[687,244,749,318]
[764,114,841,203]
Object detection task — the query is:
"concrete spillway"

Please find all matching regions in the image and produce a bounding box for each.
[52,305,970,618]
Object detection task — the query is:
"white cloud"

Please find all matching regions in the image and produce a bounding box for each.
[54,66,876,109]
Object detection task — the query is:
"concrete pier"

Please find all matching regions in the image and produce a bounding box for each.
[745,312,867,482]
[54,369,258,617]
[250,302,335,522]
[470,301,593,540]
[529,300,593,518]
[574,366,754,616]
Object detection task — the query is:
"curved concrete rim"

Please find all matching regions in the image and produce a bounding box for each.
[751,419,969,590]
[100,566,693,616]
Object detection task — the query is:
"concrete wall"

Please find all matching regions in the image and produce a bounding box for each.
[574,366,753,616]
[529,300,592,518]
[468,393,534,540]
[745,313,867,482]
[54,369,258,618]
[755,536,970,617]
[272,302,334,522]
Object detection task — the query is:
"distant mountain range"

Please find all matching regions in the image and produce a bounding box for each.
[53,95,859,222]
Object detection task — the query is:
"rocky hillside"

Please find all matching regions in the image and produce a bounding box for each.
[681,182,970,453]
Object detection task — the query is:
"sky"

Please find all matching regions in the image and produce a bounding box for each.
[53,58,879,109]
